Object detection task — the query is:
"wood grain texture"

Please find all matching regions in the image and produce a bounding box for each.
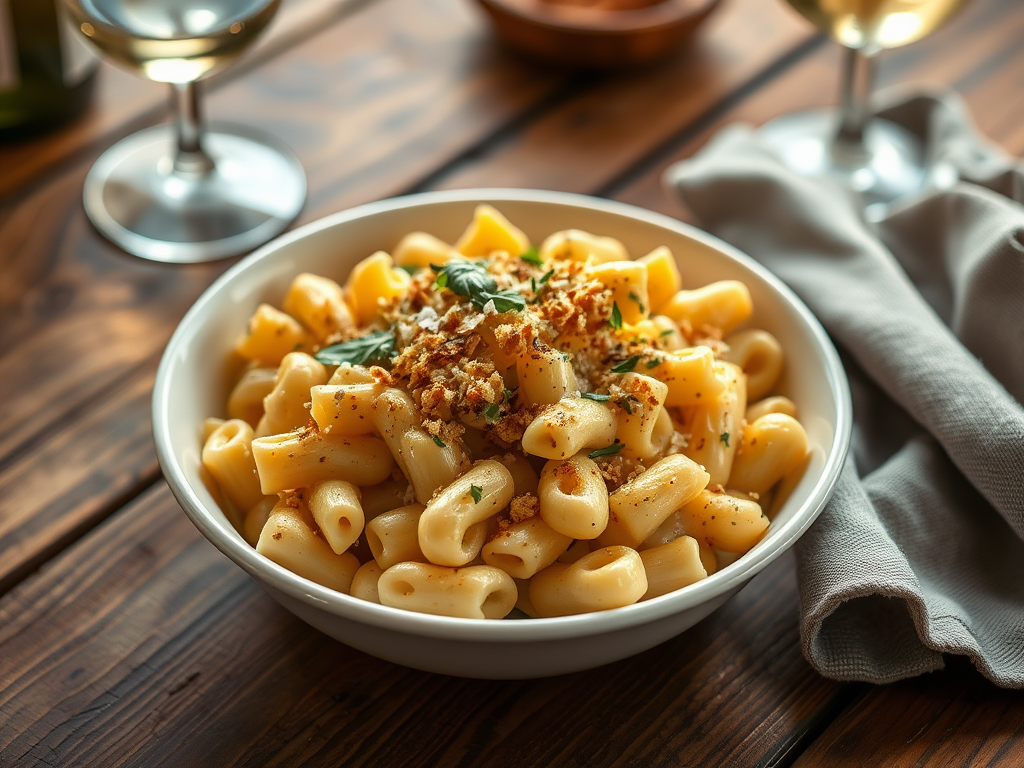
[0,0,815,595]
[430,0,814,194]
[791,657,1024,768]
[0,365,157,595]
[0,483,844,768]
[0,0,564,472]
[0,0,369,199]
[612,0,1024,216]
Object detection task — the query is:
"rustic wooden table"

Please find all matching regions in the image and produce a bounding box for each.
[2,0,1022,764]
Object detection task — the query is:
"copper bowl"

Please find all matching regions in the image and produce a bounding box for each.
[474,0,722,69]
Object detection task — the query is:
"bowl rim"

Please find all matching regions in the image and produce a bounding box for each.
[476,0,721,35]
[154,188,852,643]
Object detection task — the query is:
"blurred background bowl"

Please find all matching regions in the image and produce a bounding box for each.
[474,0,722,69]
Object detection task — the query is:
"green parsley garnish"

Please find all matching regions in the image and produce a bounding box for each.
[609,302,623,330]
[431,260,526,313]
[589,442,625,459]
[520,246,544,267]
[504,387,515,402]
[610,355,640,374]
[659,328,674,338]
[432,435,447,448]
[470,485,483,503]
[539,268,555,284]
[531,277,537,293]
[581,392,611,402]
[645,358,662,370]
[314,330,395,367]
[628,292,646,314]
[619,394,640,415]
[484,403,501,423]
[720,432,730,447]
[397,264,420,275]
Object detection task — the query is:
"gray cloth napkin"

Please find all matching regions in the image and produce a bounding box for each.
[664,91,1024,688]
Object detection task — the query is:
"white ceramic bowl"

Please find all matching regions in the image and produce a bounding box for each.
[153,189,851,679]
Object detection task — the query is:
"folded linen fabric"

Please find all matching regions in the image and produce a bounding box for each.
[664,91,1024,687]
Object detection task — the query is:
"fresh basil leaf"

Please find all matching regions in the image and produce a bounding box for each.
[720,432,730,447]
[628,292,646,314]
[539,268,555,284]
[479,290,526,313]
[470,485,483,503]
[433,260,525,312]
[610,355,640,374]
[520,246,544,267]
[504,387,515,402]
[645,358,662,369]
[609,302,623,330]
[589,442,624,459]
[314,330,395,367]
[659,328,674,338]
[432,435,447,448]
[434,259,496,298]
[398,264,420,275]
[581,392,610,402]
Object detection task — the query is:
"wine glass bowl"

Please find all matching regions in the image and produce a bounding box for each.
[759,0,968,219]
[64,0,306,263]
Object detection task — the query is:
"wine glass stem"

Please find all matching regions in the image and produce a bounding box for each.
[835,46,876,153]
[171,81,215,176]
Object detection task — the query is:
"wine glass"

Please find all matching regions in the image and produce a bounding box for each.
[63,0,306,263]
[759,0,967,220]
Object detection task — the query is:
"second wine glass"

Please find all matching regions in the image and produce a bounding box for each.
[65,0,306,263]
[759,0,967,219]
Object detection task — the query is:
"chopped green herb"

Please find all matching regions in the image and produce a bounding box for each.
[645,358,662,370]
[504,387,515,402]
[589,442,624,459]
[470,485,483,504]
[659,328,674,338]
[619,394,640,415]
[611,355,640,374]
[539,268,555,284]
[561,351,571,362]
[397,264,420,275]
[609,302,623,330]
[484,403,501,423]
[314,330,395,367]
[531,277,537,293]
[432,435,447,448]
[720,432,730,447]
[432,260,526,312]
[628,292,646,314]
[581,392,611,402]
[520,246,544,267]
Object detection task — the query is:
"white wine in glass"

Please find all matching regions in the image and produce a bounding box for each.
[760,0,968,218]
[64,0,306,263]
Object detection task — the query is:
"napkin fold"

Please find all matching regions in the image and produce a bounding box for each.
[664,91,1024,688]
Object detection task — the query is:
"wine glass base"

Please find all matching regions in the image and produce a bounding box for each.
[758,109,956,221]
[83,123,306,263]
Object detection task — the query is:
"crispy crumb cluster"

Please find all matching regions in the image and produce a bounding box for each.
[375,250,695,465]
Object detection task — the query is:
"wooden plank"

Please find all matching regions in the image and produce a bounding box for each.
[791,656,1024,768]
[430,0,815,194]
[611,0,1024,216]
[0,0,371,200]
[0,0,814,594]
[0,0,566,470]
[0,365,157,595]
[0,482,844,767]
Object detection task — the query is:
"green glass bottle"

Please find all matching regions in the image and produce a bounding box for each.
[0,0,97,138]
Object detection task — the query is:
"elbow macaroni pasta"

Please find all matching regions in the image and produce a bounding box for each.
[202,206,811,620]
